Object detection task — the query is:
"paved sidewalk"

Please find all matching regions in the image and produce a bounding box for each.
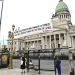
[0,68,55,75]
[0,68,70,75]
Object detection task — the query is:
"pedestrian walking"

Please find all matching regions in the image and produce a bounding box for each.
[55,57,61,75]
[20,57,25,74]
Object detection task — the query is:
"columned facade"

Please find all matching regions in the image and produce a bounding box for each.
[8,0,75,54]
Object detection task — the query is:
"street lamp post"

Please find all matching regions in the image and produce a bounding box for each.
[69,51,74,75]
[8,24,15,69]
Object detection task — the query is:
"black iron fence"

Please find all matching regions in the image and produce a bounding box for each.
[17,47,75,75]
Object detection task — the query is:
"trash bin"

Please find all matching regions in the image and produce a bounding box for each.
[0,50,9,68]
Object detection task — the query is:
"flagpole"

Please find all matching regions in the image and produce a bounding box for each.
[0,0,4,31]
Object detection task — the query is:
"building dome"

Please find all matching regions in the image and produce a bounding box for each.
[55,0,69,13]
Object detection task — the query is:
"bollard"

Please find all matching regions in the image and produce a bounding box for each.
[54,58,56,75]
[69,51,74,75]
[70,68,74,75]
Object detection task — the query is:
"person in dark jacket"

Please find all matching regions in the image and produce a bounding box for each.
[20,57,25,74]
[55,57,61,75]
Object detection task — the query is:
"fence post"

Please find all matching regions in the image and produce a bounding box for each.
[38,50,40,74]
[53,49,56,75]
[69,51,74,75]
[27,50,29,72]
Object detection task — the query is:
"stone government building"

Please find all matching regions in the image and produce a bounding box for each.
[8,0,75,54]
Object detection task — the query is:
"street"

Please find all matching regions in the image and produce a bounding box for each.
[13,59,75,75]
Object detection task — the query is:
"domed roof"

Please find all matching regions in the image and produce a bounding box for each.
[55,0,69,13]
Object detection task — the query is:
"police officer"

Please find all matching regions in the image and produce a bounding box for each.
[55,56,61,75]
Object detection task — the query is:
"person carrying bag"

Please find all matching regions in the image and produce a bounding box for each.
[20,57,25,74]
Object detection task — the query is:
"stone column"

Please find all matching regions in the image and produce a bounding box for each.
[36,40,38,49]
[41,36,44,49]
[47,36,50,49]
[67,34,72,48]
[45,36,47,49]
[27,42,29,49]
[24,42,26,50]
[70,36,73,48]
[29,41,30,49]
[34,41,35,48]
[26,42,28,49]
[27,42,28,49]
[34,41,36,49]
[64,33,67,46]
[72,36,74,48]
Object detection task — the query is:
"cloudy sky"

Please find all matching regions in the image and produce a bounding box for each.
[0,0,75,45]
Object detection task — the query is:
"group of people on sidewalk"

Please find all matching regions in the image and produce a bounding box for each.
[20,52,75,75]
[20,55,61,75]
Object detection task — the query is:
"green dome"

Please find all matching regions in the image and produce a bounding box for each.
[55,0,69,13]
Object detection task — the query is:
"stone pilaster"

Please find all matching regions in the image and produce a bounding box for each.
[45,36,47,49]
[49,35,51,49]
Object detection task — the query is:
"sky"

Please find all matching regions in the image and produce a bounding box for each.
[0,0,75,45]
